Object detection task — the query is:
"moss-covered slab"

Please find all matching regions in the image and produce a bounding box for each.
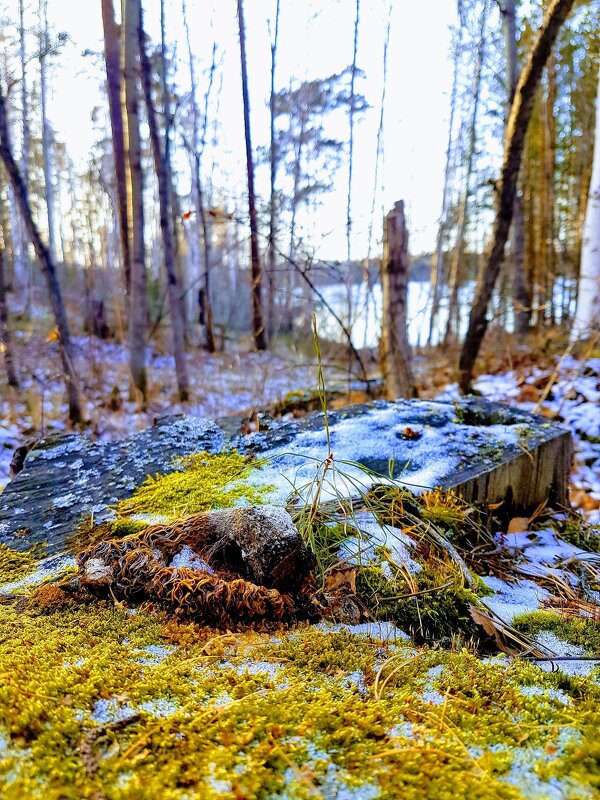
[0,417,225,556]
[0,399,570,558]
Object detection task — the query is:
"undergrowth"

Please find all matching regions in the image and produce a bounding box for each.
[513,611,600,657]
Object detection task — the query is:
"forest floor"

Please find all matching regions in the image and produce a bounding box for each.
[1,321,600,798]
[2,319,598,521]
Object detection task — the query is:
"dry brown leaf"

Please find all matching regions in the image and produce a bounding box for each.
[325,567,357,593]
[517,384,541,403]
[469,607,523,656]
[507,517,530,534]
[570,488,600,511]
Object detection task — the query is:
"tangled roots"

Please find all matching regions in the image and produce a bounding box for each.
[76,506,318,626]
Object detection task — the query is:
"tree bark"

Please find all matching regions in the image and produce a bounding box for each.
[571,69,600,341]
[267,0,281,339]
[0,90,82,423]
[0,235,18,388]
[445,0,489,345]
[39,0,57,263]
[346,0,360,265]
[182,0,215,352]
[138,2,189,401]
[380,201,416,399]
[123,0,148,402]
[503,0,530,335]
[101,0,130,292]
[458,0,576,393]
[428,1,463,346]
[236,0,267,351]
[16,0,30,293]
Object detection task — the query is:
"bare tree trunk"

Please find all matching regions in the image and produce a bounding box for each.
[39,0,57,263]
[346,0,360,264]
[544,54,557,325]
[16,0,30,294]
[101,0,130,292]
[236,0,267,351]
[267,0,281,339]
[0,234,18,388]
[0,90,82,423]
[428,1,463,346]
[503,0,530,335]
[445,0,489,345]
[571,69,600,341]
[459,0,576,393]
[380,201,416,399]
[182,0,215,352]
[138,2,189,401]
[123,0,148,402]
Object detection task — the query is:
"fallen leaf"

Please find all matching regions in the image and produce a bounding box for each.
[507,517,530,534]
[325,567,356,593]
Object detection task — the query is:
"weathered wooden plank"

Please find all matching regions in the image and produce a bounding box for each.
[0,398,571,557]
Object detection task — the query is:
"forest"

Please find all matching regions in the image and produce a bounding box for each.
[0,0,599,798]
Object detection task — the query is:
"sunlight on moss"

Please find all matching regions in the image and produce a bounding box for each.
[0,597,599,799]
[0,543,40,584]
[116,450,272,519]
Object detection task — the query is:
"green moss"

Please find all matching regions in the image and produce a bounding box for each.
[0,543,41,584]
[68,518,149,554]
[356,561,484,644]
[1,596,599,800]
[116,450,271,519]
[513,611,600,656]
[555,516,600,554]
[420,488,470,533]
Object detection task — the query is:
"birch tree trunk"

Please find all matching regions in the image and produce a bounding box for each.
[346,0,360,264]
[267,0,281,338]
[0,90,82,423]
[459,0,576,393]
[101,0,130,292]
[380,201,416,399]
[123,0,148,402]
[237,0,267,350]
[428,1,463,346]
[445,0,489,345]
[182,0,215,352]
[571,70,600,341]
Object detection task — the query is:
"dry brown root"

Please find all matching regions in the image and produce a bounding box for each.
[150,567,295,626]
[76,506,318,626]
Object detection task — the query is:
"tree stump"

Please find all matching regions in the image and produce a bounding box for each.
[380,200,416,399]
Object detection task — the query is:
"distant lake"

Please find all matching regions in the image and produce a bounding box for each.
[315,278,575,349]
[315,281,474,348]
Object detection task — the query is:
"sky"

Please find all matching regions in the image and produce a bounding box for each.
[33,0,458,258]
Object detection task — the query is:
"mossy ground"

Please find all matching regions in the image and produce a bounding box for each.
[513,611,600,657]
[2,450,599,797]
[0,594,599,800]
[0,543,42,584]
